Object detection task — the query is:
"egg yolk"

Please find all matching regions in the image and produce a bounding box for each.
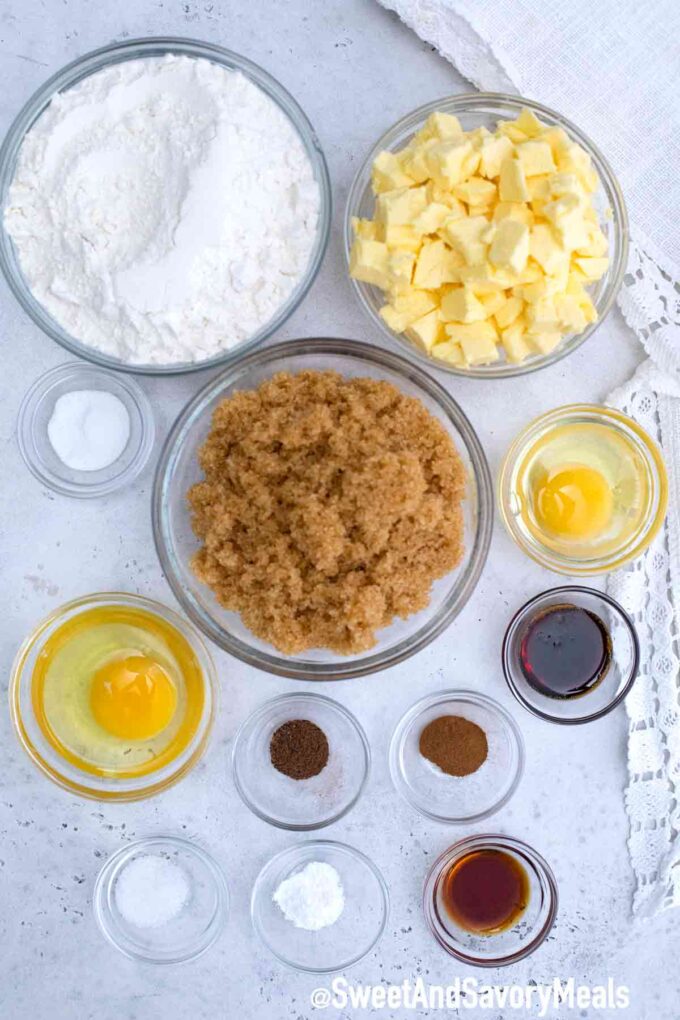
[90,655,177,741]
[534,464,613,540]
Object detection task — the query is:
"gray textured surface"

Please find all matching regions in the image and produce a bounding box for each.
[0,2,676,1018]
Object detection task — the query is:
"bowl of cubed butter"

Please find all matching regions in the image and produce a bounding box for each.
[344,94,627,377]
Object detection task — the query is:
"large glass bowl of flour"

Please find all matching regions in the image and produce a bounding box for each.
[0,38,331,375]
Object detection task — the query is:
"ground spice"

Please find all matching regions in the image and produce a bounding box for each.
[419,715,488,777]
[270,719,329,780]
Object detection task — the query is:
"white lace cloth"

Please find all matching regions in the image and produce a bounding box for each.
[377,0,680,915]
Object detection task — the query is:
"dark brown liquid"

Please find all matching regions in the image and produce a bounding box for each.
[441,849,529,935]
[519,603,612,700]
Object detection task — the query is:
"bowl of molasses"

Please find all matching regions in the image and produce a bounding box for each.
[502,586,640,724]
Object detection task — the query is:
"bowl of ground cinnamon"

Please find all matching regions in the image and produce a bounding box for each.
[152,338,493,680]
[232,693,370,830]
[389,690,524,823]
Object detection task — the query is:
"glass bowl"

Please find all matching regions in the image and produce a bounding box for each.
[0,37,331,376]
[152,337,493,680]
[498,404,668,575]
[9,592,217,800]
[17,362,155,498]
[502,586,639,724]
[232,693,370,830]
[344,93,628,378]
[251,840,389,972]
[93,835,228,963]
[424,834,558,966]
[389,690,524,823]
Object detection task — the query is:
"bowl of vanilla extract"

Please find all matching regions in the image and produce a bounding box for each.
[424,834,558,966]
[502,586,640,724]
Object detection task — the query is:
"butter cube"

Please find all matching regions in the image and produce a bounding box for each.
[549,172,582,197]
[526,175,552,201]
[440,215,490,266]
[388,250,416,289]
[457,265,506,293]
[427,183,467,216]
[445,321,499,364]
[371,150,414,193]
[530,223,569,275]
[462,149,482,178]
[426,139,474,187]
[526,329,563,354]
[402,140,438,183]
[539,126,570,158]
[494,294,524,329]
[409,308,447,351]
[557,143,598,191]
[515,140,556,176]
[499,158,529,202]
[489,220,529,274]
[554,293,587,333]
[379,224,422,252]
[413,239,462,288]
[432,339,465,366]
[411,202,451,236]
[349,239,391,289]
[379,289,438,332]
[543,195,590,251]
[576,227,608,257]
[497,121,529,144]
[453,177,497,207]
[515,108,545,137]
[501,319,532,363]
[351,217,378,241]
[493,202,534,227]
[375,186,428,227]
[479,291,506,317]
[573,255,609,280]
[440,286,487,323]
[527,296,561,330]
[422,111,463,140]
[479,134,514,179]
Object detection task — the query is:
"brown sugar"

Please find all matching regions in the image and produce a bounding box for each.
[188,370,466,655]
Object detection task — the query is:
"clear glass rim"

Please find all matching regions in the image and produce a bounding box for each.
[501,585,640,724]
[16,362,156,498]
[343,91,629,379]
[9,592,218,801]
[250,839,390,974]
[93,835,229,964]
[0,36,331,376]
[231,692,371,830]
[497,403,669,575]
[389,689,525,823]
[152,336,494,681]
[423,833,558,966]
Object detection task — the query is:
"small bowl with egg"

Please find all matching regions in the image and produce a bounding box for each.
[344,94,627,377]
[9,592,217,800]
[498,404,668,574]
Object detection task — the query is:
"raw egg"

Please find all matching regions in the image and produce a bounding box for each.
[534,464,613,540]
[31,605,204,778]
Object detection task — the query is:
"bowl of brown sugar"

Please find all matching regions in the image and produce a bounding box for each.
[153,338,493,680]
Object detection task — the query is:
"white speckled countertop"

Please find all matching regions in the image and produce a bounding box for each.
[0,2,676,1018]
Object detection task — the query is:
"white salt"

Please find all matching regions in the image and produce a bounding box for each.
[273,860,344,931]
[47,389,130,471]
[115,854,190,929]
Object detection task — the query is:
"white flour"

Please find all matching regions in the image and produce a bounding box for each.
[5,55,320,365]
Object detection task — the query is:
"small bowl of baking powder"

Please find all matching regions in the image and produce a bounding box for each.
[0,38,330,374]
[17,362,155,497]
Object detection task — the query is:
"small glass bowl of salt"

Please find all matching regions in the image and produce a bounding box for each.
[17,362,154,497]
[93,835,228,963]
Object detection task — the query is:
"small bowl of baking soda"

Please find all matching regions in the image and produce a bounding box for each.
[17,362,155,497]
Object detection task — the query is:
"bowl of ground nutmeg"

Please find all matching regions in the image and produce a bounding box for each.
[153,338,493,680]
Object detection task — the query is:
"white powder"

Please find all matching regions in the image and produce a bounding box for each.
[5,55,320,365]
[115,854,190,928]
[273,860,345,931]
[48,389,130,471]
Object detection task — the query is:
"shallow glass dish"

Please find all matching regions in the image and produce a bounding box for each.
[152,337,493,680]
[498,404,668,575]
[9,592,217,800]
[344,93,628,378]
[17,362,155,497]
[94,835,228,963]
[502,586,639,724]
[424,834,558,966]
[389,690,524,823]
[0,36,331,376]
[251,840,389,972]
[233,693,370,830]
